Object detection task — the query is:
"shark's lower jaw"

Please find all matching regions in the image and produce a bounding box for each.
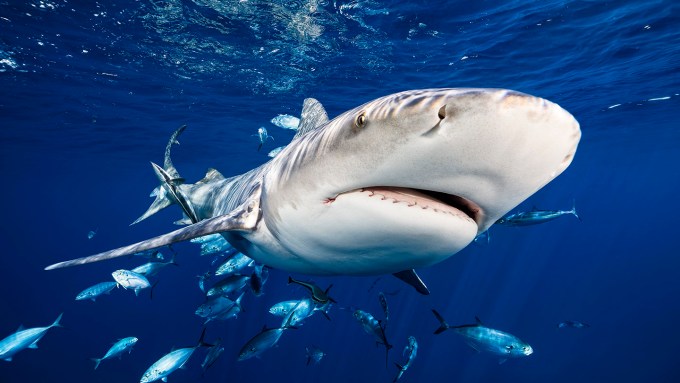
[328,187,483,225]
[260,186,481,275]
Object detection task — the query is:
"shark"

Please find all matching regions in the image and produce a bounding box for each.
[45,88,581,294]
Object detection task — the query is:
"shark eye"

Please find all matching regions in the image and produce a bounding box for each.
[355,112,366,129]
[438,105,446,119]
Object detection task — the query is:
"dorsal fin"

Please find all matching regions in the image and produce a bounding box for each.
[197,168,225,185]
[164,125,186,181]
[475,316,483,325]
[293,98,329,140]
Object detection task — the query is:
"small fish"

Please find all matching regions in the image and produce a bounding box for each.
[131,254,178,277]
[267,146,286,158]
[255,126,274,151]
[206,274,250,297]
[204,293,244,324]
[353,309,392,367]
[305,345,325,366]
[198,237,233,256]
[215,253,253,276]
[285,299,315,327]
[201,338,224,375]
[496,201,580,226]
[190,233,224,244]
[140,329,212,383]
[133,250,164,261]
[270,114,300,130]
[378,292,389,328]
[473,230,491,245]
[393,336,417,382]
[249,264,269,296]
[92,336,138,370]
[432,310,533,363]
[238,322,294,361]
[76,281,118,302]
[269,300,300,317]
[288,276,336,304]
[87,229,97,239]
[557,320,590,329]
[111,270,151,297]
[0,313,63,362]
[197,271,212,293]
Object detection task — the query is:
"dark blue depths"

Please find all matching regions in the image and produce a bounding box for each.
[1,1,679,382]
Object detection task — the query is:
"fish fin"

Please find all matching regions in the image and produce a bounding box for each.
[28,342,38,349]
[431,309,450,334]
[257,142,262,151]
[320,311,331,321]
[163,125,185,180]
[16,325,24,332]
[475,316,483,325]
[392,270,430,295]
[149,281,159,300]
[91,358,102,370]
[150,162,199,224]
[45,183,262,271]
[571,199,581,221]
[162,377,168,382]
[131,189,173,226]
[134,289,139,297]
[51,313,64,328]
[294,98,329,139]
[394,362,404,371]
[196,168,225,185]
[498,358,507,365]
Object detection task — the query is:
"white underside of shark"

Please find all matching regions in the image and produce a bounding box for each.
[46,88,580,293]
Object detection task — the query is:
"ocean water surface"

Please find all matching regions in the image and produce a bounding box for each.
[1,1,679,382]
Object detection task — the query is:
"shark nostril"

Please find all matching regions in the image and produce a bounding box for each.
[437,105,446,120]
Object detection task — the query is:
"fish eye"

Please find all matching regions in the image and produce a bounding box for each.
[438,105,446,119]
[354,112,366,129]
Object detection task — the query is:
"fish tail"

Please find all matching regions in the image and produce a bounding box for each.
[570,199,581,221]
[197,328,214,348]
[431,309,450,334]
[131,125,198,225]
[384,342,393,368]
[51,313,64,328]
[91,358,102,370]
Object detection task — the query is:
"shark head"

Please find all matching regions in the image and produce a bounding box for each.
[253,88,580,275]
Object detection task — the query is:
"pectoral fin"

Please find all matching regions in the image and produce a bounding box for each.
[45,184,262,271]
[392,270,430,295]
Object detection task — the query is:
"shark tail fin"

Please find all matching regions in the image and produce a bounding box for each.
[431,309,450,334]
[132,126,193,226]
[571,199,581,221]
[92,358,102,370]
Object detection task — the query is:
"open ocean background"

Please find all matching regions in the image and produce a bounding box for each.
[1,1,679,382]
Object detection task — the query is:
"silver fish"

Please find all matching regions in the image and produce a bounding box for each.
[140,329,211,383]
[305,345,325,366]
[496,201,580,226]
[353,309,392,366]
[206,274,249,297]
[112,269,151,296]
[92,336,138,370]
[393,336,417,382]
[76,281,118,302]
[0,313,63,362]
[432,310,533,363]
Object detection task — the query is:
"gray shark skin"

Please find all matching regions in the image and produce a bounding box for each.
[45,89,580,291]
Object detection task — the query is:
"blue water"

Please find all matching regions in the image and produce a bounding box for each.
[1,0,679,382]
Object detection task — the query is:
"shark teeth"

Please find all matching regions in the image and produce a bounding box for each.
[357,187,474,221]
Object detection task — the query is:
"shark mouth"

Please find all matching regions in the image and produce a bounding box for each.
[326,187,483,225]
